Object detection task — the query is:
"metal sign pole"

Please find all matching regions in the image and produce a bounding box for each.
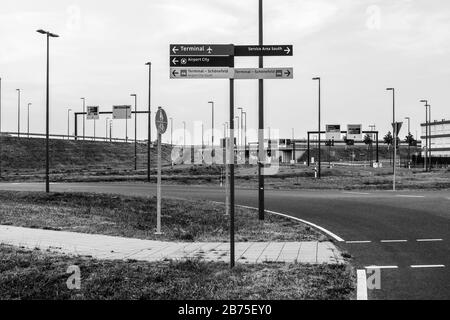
[156,131,162,234]
[229,76,235,269]
[258,0,265,221]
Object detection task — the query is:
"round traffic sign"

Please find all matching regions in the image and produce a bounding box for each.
[155,107,168,134]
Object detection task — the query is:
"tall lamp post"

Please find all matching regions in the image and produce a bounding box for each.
[27,103,32,138]
[387,88,396,191]
[0,77,2,177]
[37,29,59,193]
[243,111,247,163]
[16,89,21,137]
[67,108,72,140]
[80,97,86,140]
[208,101,215,163]
[169,117,173,146]
[105,117,110,141]
[131,94,138,170]
[145,62,152,182]
[312,77,321,179]
[420,100,429,172]
[183,121,186,149]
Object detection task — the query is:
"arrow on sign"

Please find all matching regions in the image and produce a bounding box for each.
[172,46,179,54]
[172,69,179,77]
[284,70,291,77]
[284,47,291,55]
[172,58,179,66]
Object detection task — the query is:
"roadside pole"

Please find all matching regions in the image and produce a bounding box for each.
[0,77,2,178]
[155,107,168,235]
[229,76,235,268]
[258,0,265,221]
[157,129,162,234]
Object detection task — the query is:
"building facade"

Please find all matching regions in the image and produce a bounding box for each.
[421,120,450,157]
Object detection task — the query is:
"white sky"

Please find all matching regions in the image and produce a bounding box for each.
[0,0,449,144]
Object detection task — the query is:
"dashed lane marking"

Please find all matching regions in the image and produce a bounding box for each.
[396,195,425,198]
[411,265,446,269]
[346,241,372,244]
[343,192,371,195]
[380,240,408,243]
[417,239,443,242]
[365,266,399,270]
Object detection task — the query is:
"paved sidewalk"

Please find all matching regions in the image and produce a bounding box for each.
[0,225,344,264]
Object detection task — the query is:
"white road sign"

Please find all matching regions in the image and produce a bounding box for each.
[170,67,233,79]
[113,105,132,120]
[86,106,99,120]
[347,124,363,141]
[326,125,341,140]
[233,68,293,80]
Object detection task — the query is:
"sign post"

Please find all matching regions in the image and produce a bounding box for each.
[155,107,168,235]
[87,106,99,140]
[169,39,293,268]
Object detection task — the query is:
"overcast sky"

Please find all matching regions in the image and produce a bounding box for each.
[0,0,449,144]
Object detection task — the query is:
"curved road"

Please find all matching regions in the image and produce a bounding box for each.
[0,182,449,300]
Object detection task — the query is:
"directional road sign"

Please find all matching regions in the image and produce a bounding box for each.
[347,124,363,141]
[234,45,293,56]
[170,67,234,79]
[156,107,168,134]
[170,44,234,56]
[233,68,293,80]
[170,56,234,67]
[113,105,132,120]
[326,125,341,140]
[87,106,99,120]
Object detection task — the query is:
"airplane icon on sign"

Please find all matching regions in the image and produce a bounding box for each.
[207,46,213,54]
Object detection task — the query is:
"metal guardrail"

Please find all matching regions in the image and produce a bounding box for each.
[1,132,148,144]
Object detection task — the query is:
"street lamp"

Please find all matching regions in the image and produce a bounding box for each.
[169,117,173,146]
[27,103,32,138]
[67,108,72,140]
[37,28,59,193]
[242,111,247,163]
[131,94,138,170]
[420,100,430,171]
[16,89,21,137]
[80,97,86,140]
[105,117,110,141]
[387,88,396,191]
[208,101,214,147]
[182,121,186,149]
[312,77,321,179]
[145,62,152,183]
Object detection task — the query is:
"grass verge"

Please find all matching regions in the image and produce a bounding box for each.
[0,191,325,242]
[0,245,355,300]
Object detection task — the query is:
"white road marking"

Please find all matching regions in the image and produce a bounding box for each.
[365,266,399,270]
[223,203,346,242]
[417,239,443,242]
[346,241,372,244]
[380,240,408,243]
[343,192,370,195]
[411,265,445,269]
[357,270,368,301]
[396,195,425,198]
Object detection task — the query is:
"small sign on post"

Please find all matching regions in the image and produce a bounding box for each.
[112,105,132,120]
[86,106,99,120]
[155,107,168,235]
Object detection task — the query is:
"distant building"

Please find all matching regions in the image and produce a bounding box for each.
[421,119,450,157]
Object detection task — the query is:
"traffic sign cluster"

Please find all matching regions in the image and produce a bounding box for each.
[170,44,294,80]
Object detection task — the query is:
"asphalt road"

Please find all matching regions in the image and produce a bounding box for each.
[0,182,449,300]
